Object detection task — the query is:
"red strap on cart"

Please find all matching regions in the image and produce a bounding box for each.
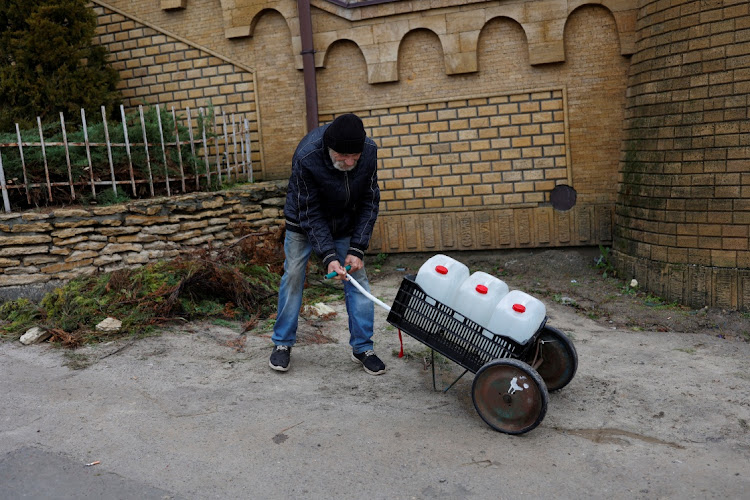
[398,329,404,357]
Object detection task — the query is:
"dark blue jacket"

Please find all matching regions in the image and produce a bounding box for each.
[284,123,380,268]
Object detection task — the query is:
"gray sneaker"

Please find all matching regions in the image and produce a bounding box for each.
[351,350,386,375]
[269,345,291,372]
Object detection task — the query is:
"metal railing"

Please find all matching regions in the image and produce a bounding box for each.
[0,103,254,213]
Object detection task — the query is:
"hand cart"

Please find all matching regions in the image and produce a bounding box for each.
[333,268,578,435]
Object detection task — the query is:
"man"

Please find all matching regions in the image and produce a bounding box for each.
[269,113,384,375]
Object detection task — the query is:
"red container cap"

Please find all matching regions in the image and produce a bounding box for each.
[475,284,488,294]
[435,265,448,275]
[512,304,526,313]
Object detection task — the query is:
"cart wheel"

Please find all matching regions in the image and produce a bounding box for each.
[535,326,578,392]
[471,359,548,435]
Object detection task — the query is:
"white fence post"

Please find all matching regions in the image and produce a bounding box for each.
[171,107,186,193]
[36,116,52,200]
[0,149,11,213]
[156,103,171,197]
[101,106,117,194]
[245,118,253,182]
[59,112,75,200]
[0,103,250,208]
[138,105,155,197]
[15,124,31,204]
[81,108,96,198]
[200,107,212,188]
[186,107,199,190]
[120,104,137,196]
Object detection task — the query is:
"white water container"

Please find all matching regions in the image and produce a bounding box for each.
[451,272,510,327]
[486,290,546,345]
[414,254,470,307]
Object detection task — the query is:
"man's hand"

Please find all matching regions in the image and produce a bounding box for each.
[327,260,348,281]
[327,256,363,280]
[344,255,363,273]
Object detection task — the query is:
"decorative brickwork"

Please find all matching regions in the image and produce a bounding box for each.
[614,0,750,309]
[2,0,738,308]
[334,89,570,213]
[220,0,637,78]
[0,0,630,293]
[369,204,614,254]
[92,3,264,177]
[94,0,633,191]
[324,87,618,253]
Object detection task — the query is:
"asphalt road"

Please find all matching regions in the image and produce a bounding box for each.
[1,276,749,499]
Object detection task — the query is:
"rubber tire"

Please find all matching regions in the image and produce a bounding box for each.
[471,358,549,435]
[534,325,578,392]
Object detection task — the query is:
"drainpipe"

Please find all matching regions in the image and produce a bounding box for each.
[297,0,319,132]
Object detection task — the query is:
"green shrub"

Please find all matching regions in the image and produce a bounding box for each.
[0,298,44,339]
[0,0,121,131]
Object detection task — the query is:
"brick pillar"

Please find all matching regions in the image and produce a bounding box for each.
[614,0,750,309]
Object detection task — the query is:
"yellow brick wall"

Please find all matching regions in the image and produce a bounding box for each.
[318,8,630,205]
[614,0,750,310]
[92,4,264,177]
[327,89,569,213]
[316,7,629,251]
[92,0,634,252]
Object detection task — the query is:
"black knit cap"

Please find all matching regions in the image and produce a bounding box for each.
[324,113,366,154]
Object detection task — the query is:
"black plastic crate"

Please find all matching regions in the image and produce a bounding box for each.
[386,276,543,373]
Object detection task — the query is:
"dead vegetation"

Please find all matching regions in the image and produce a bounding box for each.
[1,227,290,348]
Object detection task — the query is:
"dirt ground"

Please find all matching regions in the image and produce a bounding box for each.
[1,247,749,499]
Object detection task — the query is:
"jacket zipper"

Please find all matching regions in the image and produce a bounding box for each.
[331,171,350,236]
[344,171,350,206]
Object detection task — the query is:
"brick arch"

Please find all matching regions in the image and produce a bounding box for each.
[476,16,530,76]
[249,8,292,37]
[246,7,302,67]
[320,38,366,64]
[219,1,297,33]
[220,2,298,60]
[562,4,630,197]
[319,37,380,83]
[563,4,624,62]
[479,15,528,47]
[483,13,527,42]
[249,8,305,178]
[317,39,371,112]
[567,0,636,55]
[397,28,446,81]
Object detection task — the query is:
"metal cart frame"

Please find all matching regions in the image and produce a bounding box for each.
[386,275,577,435]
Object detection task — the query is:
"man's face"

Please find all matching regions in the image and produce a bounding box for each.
[329,149,361,172]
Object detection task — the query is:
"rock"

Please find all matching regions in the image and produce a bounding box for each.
[96,317,122,333]
[302,302,337,319]
[20,327,51,345]
[560,296,577,306]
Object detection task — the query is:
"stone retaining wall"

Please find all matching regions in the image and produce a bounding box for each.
[0,181,287,300]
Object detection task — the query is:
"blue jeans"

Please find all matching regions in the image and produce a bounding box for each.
[272,230,375,354]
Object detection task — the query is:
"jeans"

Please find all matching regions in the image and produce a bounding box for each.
[272,230,375,354]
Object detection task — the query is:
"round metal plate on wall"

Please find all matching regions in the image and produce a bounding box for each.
[550,184,577,211]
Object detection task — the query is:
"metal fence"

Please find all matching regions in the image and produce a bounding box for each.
[0,103,254,213]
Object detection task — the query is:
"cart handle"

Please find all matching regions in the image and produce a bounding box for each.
[322,266,399,355]
[324,266,392,313]
[324,265,351,279]
[345,273,392,313]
